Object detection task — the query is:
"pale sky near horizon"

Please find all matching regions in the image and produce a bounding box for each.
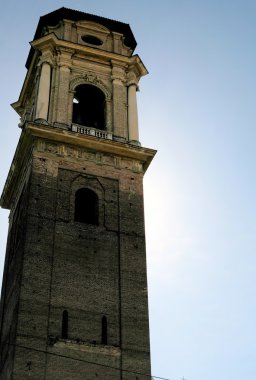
[0,1,256,379]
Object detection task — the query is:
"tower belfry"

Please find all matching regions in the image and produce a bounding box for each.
[0,7,156,380]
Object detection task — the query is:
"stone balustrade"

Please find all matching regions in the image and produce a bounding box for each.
[72,124,113,140]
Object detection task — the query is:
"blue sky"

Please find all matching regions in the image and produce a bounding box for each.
[0,1,256,379]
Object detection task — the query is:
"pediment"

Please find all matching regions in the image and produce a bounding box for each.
[75,21,110,34]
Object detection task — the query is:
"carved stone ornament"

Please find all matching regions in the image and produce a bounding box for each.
[69,73,111,100]
[35,140,143,173]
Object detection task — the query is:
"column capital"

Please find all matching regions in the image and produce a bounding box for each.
[127,80,139,89]
[111,61,127,84]
[56,47,74,68]
[126,71,139,88]
[38,56,54,67]
[36,44,55,67]
[111,76,125,85]
[58,63,71,71]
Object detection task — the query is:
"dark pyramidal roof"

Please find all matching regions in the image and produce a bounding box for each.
[26,7,137,68]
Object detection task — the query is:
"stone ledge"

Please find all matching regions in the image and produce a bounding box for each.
[48,337,121,357]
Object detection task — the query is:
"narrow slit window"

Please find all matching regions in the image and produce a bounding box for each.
[62,310,68,339]
[101,315,108,345]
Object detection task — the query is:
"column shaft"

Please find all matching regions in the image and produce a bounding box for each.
[128,84,139,143]
[35,62,51,120]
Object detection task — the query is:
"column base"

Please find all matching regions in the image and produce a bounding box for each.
[129,140,141,146]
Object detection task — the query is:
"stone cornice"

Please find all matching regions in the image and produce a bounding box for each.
[0,129,33,210]
[0,122,156,210]
[27,122,156,169]
[31,33,147,76]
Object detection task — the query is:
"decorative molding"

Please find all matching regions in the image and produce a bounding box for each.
[70,73,111,100]
[25,123,156,172]
[111,61,127,84]
[126,70,138,87]
[35,140,143,173]
[71,124,113,140]
[76,20,110,33]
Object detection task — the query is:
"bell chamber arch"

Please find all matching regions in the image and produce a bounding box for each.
[72,84,106,130]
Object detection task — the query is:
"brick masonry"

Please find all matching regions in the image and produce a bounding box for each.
[0,135,152,379]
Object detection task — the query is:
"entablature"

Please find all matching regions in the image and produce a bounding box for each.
[30,33,147,76]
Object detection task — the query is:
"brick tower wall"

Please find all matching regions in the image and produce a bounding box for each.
[0,136,151,380]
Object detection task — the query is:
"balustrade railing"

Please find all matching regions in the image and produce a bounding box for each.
[71,124,113,140]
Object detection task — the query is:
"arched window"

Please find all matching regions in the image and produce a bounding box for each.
[101,315,108,345]
[74,188,99,225]
[62,310,68,339]
[72,84,105,130]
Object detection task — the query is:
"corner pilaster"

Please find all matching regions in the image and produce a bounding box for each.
[111,61,128,141]
[55,48,74,126]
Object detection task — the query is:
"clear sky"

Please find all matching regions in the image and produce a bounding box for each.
[0,1,256,379]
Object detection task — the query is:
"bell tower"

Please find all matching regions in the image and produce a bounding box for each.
[0,8,156,380]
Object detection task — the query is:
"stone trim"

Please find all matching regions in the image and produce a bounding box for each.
[69,73,111,100]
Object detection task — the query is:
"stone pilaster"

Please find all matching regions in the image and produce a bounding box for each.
[111,62,127,141]
[55,48,73,126]
[105,99,113,132]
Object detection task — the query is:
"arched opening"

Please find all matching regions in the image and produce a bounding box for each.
[101,315,108,345]
[74,188,99,225]
[72,84,106,130]
[62,310,68,339]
